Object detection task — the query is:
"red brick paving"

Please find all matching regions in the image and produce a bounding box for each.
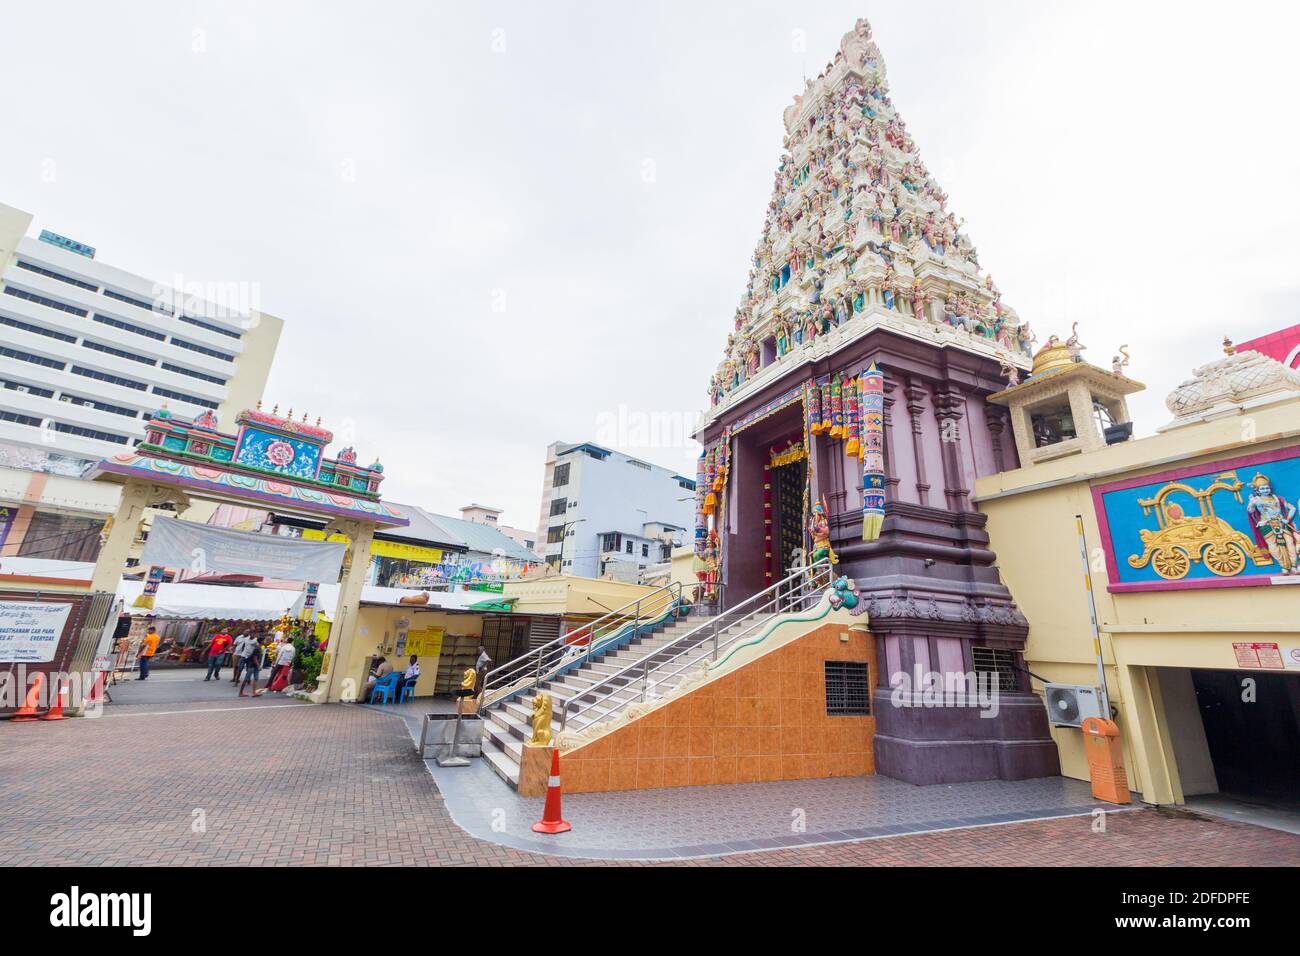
[1,702,1295,866]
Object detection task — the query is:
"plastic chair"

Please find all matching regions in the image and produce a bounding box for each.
[398,679,416,703]
[368,671,400,705]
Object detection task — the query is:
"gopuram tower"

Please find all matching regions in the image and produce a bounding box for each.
[695,18,1058,784]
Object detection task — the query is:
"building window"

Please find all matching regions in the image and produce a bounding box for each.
[641,544,649,558]
[0,409,42,428]
[103,288,168,313]
[92,312,167,341]
[151,386,218,410]
[3,285,88,317]
[82,339,157,366]
[660,544,672,562]
[825,661,871,716]
[677,478,696,491]
[552,462,570,487]
[14,260,99,291]
[1,379,55,399]
[170,337,235,363]
[972,646,1020,694]
[625,540,633,555]
[160,362,227,386]
[50,421,129,445]
[1,346,66,371]
[71,365,148,391]
[59,394,139,418]
[178,313,242,340]
[549,497,567,517]
[0,314,78,343]
[546,526,566,545]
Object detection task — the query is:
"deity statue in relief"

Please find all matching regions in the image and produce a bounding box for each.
[810,270,826,305]
[998,359,1021,387]
[809,501,839,568]
[1112,345,1131,375]
[911,280,930,324]
[879,265,899,311]
[1065,322,1086,362]
[1016,322,1037,357]
[775,314,792,356]
[708,374,725,406]
[804,309,822,344]
[1246,473,1299,575]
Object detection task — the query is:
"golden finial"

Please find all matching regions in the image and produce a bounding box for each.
[286,408,293,420]
[315,417,322,427]
[272,404,279,415]
[1223,337,1236,356]
[256,400,263,411]
[302,411,308,422]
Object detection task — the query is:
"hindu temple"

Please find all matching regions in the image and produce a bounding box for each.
[694,17,1059,785]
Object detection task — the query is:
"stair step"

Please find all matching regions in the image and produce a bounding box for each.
[482,740,521,788]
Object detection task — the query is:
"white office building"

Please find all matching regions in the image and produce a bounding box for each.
[0,202,282,466]
[536,441,696,580]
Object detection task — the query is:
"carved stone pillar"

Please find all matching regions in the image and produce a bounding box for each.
[904,379,930,507]
[933,386,971,512]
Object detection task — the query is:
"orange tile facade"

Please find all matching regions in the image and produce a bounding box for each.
[561,623,876,793]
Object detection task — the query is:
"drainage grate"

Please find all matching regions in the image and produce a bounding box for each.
[825,661,870,716]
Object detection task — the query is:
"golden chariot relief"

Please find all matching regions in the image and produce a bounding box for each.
[1126,472,1272,581]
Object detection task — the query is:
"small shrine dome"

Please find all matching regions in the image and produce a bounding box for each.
[1164,341,1300,429]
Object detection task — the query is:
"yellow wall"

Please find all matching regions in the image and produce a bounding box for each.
[334,604,482,699]
[974,400,1300,804]
[504,575,662,617]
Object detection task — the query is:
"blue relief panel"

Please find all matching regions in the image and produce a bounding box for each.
[233,427,323,480]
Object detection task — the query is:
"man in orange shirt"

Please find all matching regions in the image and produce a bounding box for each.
[137,625,161,681]
[204,627,233,681]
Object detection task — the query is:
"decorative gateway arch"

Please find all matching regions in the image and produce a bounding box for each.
[88,404,409,702]
[694,17,1058,785]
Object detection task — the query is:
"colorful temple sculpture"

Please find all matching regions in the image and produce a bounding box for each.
[695,18,1060,785]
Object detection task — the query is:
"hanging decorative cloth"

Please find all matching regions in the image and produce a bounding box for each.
[818,381,833,434]
[845,375,862,458]
[861,363,887,542]
[694,451,708,557]
[703,446,718,514]
[830,373,845,439]
[806,378,822,435]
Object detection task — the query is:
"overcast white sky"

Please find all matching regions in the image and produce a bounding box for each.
[3,1,1298,528]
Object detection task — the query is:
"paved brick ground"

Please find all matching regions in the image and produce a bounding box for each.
[1,701,1296,866]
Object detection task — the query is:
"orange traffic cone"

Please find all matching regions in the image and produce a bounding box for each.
[40,678,69,720]
[11,673,45,722]
[531,748,572,834]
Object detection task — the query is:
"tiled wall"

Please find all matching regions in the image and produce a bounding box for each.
[562,623,876,793]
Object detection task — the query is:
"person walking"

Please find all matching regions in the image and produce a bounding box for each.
[136,625,161,681]
[255,637,296,696]
[233,631,262,697]
[204,627,233,681]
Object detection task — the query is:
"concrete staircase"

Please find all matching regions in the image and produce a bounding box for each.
[482,612,780,789]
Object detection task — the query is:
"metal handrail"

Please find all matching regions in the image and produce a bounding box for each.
[477,581,683,714]
[558,560,833,730]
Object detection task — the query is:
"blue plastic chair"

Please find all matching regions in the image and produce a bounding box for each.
[398,679,416,703]
[368,671,400,704]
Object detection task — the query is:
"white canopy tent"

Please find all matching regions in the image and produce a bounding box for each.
[113,581,488,621]
[115,581,307,621]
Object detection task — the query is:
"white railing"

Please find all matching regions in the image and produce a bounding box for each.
[557,560,833,730]
[477,582,682,714]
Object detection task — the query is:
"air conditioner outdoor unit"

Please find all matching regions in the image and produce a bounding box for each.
[1042,683,1105,728]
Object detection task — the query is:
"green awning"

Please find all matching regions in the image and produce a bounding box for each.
[468,598,517,612]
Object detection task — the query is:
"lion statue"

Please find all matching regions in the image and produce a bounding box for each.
[528,692,553,747]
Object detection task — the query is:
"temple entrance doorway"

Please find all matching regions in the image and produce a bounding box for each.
[722,401,807,607]
[771,453,807,580]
